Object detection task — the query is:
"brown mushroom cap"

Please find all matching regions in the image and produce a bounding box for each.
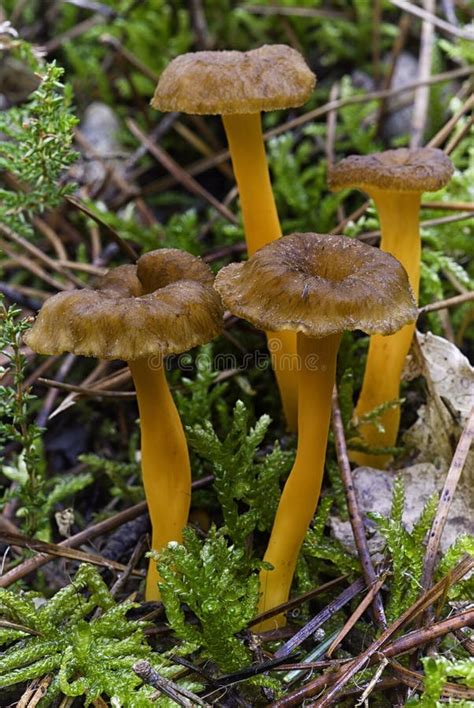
[214,233,417,338]
[24,249,224,360]
[328,147,454,193]
[151,45,316,115]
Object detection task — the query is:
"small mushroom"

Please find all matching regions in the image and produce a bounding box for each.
[329,148,454,467]
[152,45,316,431]
[24,249,223,600]
[214,232,417,626]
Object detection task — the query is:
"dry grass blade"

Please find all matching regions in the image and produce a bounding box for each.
[420,405,474,593]
[383,608,474,658]
[326,574,388,657]
[427,93,474,148]
[358,211,473,241]
[0,222,84,288]
[445,114,474,155]
[0,502,147,587]
[312,556,474,707]
[419,291,474,314]
[127,119,237,224]
[38,376,136,398]
[242,4,355,19]
[248,575,348,629]
[388,658,474,699]
[273,578,366,659]
[0,476,214,587]
[420,200,474,212]
[0,237,70,291]
[17,675,53,708]
[410,0,436,148]
[388,0,474,39]
[65,195,138,261]
[133,660,211,707]
[0,530,145,576]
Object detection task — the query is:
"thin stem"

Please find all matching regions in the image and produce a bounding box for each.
[257,333,341,628]
[352,191,420,468]
[128,358,191,601]
[222,113,298,431]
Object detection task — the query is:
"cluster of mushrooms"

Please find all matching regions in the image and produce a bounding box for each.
[25,45,454,627]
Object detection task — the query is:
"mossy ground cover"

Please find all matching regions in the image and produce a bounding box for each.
[0,2,472,706]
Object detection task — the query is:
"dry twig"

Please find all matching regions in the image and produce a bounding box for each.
[332,387,387,628]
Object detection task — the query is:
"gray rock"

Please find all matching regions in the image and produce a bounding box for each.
[382,52,419,140]
[71,101,127,190]
[330,463,474,558]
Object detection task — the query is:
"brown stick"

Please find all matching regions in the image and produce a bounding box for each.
[420,406,474,593]
[0,476,213,587]
[271,555,473,706]
[126,119,237,224]
[0,530,145,576]
[326,574,387,657]
[248,575,348,629]
[427,93,474,148]
[388,0,474,39]
[410,0,436,148]
[273,578,366,659]
[419,291,474,314]
[332,387,387,628]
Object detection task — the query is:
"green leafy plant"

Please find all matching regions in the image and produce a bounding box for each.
[0,298,92,539]
[174,343,229,430]
[0,57,78,238]
[406,656,474,707]
[188,400,294,545]
[156,526,261,673]
[0,564,196,706]
[369,476,438,623]
[304,496,360,577]
[79,452,141,503]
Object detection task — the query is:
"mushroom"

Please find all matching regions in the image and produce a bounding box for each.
[328,148,454,467]
[214,232,417,626]
[24,249,223,600]
[152,45,316,431]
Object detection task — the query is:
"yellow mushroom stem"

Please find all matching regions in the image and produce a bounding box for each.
[351,190,421,469]
[257,332,341,630]
[128,357,191,601]
[222,113,298,432]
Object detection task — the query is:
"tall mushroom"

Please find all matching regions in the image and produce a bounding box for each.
[215,233,417,627]
[329,147,453,467]
[152,45,316,431]
[24,249,223,600]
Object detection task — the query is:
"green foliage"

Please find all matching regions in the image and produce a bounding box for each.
[59,1,193,100]
[369,477,438,623]
[304,496,360,577]
[267,126,345,234]
[0,564,193,707]
[406,656,474,707]
[0,59,78,238]
[439,36,474,65]
[156,526,261,672]
[436,534,474,601]
[79,452,142,503]
[187,400,293,545]
[0,299,92,539]
[346,398,403,458]
[174,343,229,430]
[77,200,202,256]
